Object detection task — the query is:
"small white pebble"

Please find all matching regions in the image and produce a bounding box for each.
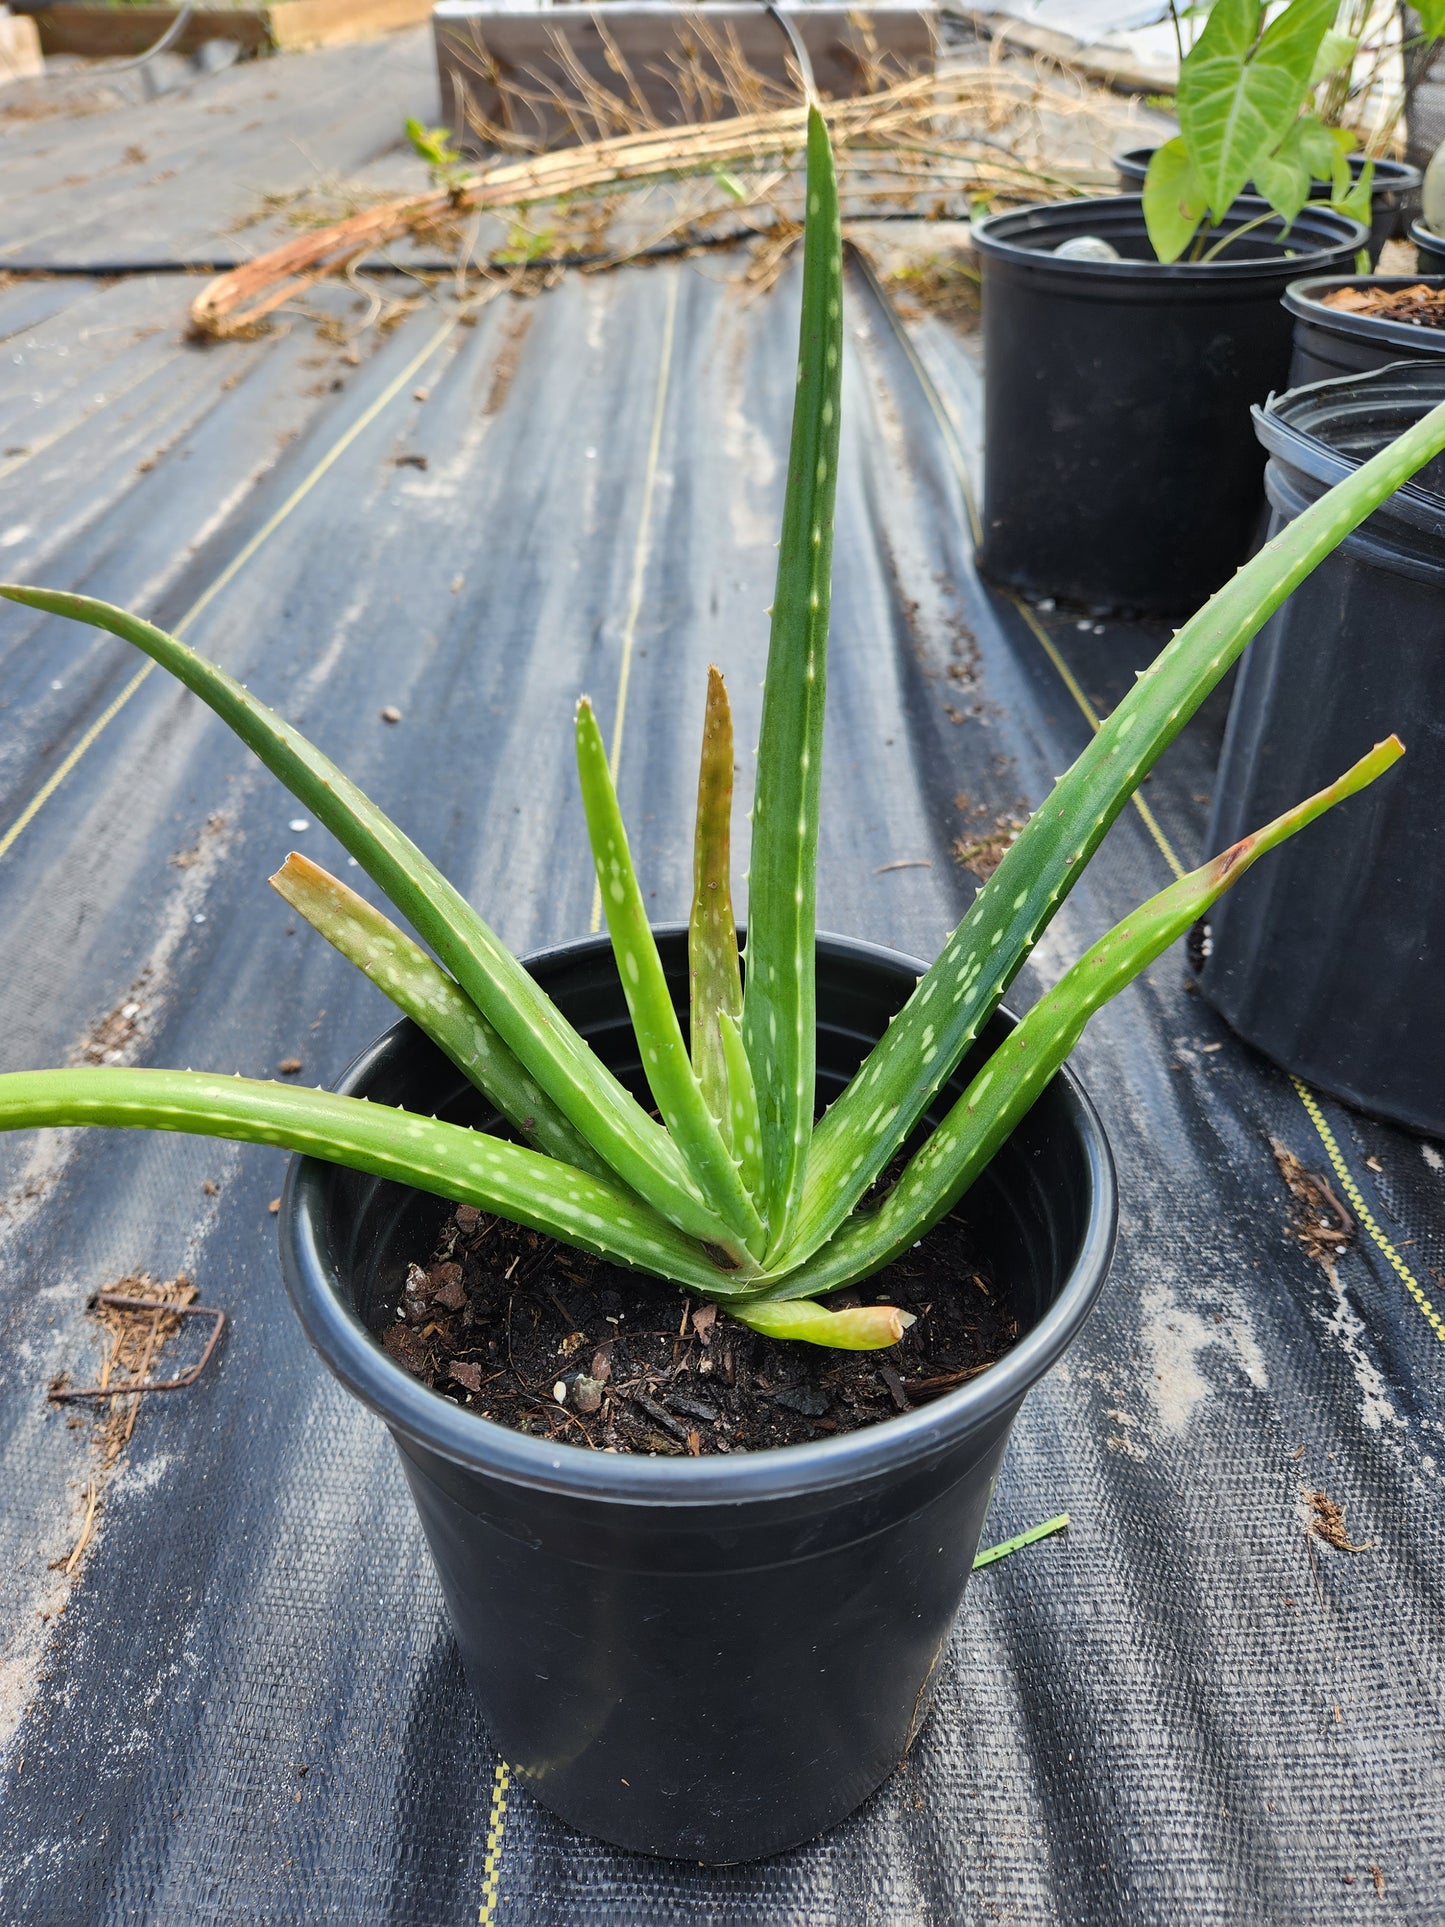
[192,913,206,925]
[50,679,62,691]
[584,448,597,460]
[553,1380,567,1404]
[289,818,309,833]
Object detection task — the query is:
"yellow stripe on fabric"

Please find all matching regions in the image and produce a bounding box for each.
[1005,594,1187,883]
[589,270,679,935]
[478,1759,512,1926]
[0,316,458,867]
[1291,1077,1445,1345]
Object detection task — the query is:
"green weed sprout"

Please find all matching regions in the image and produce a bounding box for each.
[1,110,1441,1349]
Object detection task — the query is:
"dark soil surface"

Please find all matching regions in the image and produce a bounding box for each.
[376,1203,1028,1455]
[1321,282,1445,328]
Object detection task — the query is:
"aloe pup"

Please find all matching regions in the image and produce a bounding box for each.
[2,108,1442,1352]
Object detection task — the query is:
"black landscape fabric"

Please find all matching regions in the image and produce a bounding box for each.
[0,42,1442,1927]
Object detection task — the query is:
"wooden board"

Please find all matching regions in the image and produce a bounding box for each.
[434,2,937,150]
[25,0,432,60]
[0,10,44,81]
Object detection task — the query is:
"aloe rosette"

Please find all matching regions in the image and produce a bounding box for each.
[2,106,1442,1349]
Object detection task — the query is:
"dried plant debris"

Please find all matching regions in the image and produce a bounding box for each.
[379,1205,1026,1455]
[1322,282,1445,329]
[76,973,151,1067]
[1305,1488,1375,1554]
[884,256,981,326]
[46,1273,203,1577]
[1270,1138,1355,1265]
[952,795,1030,882]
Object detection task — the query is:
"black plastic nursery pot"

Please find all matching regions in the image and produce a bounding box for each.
[1114,147,1419,267]
[1411,215,1445,274]
[1284,274,1445,386]
[280,929,1117,1863]
[1202,362,1445,1137]
[972,195,1367,617]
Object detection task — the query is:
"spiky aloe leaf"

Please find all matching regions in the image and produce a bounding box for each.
[688,667,743,1144]
[0,1069,752,1290]
[741,103,844,1251]
[718,1009,764,1201]
[0,585,744,1259]
[270,852,615,1183]
[766,737,1403,1299]
[778,394,1445,1276]
[575,699,765,1256]
[732,1297,915,1350]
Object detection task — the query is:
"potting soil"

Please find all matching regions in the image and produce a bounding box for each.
[0,60,1442,1919]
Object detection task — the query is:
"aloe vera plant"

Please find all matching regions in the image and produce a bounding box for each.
[2,106,1442,1352]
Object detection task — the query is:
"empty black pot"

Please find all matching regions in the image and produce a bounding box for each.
[972,195,1367,616]
[1114,147,1419,267]
[280,929,1116,1861]
[1284,274,1445,385]
[1202,362,1445,1136]
[1411,214,1445,274]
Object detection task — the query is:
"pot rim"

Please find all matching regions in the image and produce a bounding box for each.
[279,929,1117,1507]
[971,194,1369,282]
[1114,144,1420,191]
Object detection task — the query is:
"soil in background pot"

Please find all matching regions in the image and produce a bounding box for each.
[380,1200,1021,1455]
[1321,281,1445,325]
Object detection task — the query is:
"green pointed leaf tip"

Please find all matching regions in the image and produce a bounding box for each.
[688,667,743,1145]
[771,736,1404,1298]
[574,698,766,1258]
[269,852,615,1182]
[0,1067,744,1290]
[742,102,844,1250]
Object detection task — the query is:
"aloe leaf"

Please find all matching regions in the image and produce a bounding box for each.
[741,103,844,1250]
[718,1009,764,1201]
[270,852,615,1183]
[1179,0,1339,219]
[574,699,766,1256]
[778,393,1445,1277]
[0,1069,755,1290]
[731,1296,915,1351]
[1143,136,1210,263]
[769,737,1403,1297]
[688,666,743,1144]
[0,585,743,1257]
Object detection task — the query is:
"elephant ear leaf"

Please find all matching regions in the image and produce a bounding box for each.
[1179,0,1339,219]
[1143,136,1210,262]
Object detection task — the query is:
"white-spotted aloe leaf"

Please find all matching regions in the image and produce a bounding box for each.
[270,852,615,1182]
[741,102,844,1252]
[0,1068,746,1291]
[718,1009,764,1202]
[688,667,743,1146]
[766,737,1403,1298]
[0,586,747,1261]
[779,396,1445,1276]
[575,699,766,1257]
[1178,0,1339,219]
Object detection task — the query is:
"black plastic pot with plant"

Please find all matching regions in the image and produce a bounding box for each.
[1115,146,1419,266]
[1284,273,1445,384]
[280,931,1116,1861]
[1202,361,1445,1137]
[972,195,1366,615]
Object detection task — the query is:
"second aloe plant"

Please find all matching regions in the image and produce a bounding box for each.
[0,107,1440,1350]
